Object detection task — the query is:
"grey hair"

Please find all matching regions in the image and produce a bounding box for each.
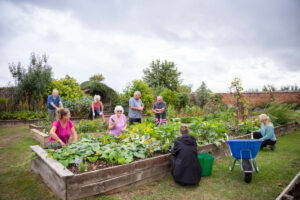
[94,95,101,101]
[114,105,124,114]
[134,91,141,96]
[52,89,59,93]
[157,96,163,100]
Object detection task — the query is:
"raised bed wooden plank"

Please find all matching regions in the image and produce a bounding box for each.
[30,129,49,147]
[67,154,171,186]
[276,172,300,200]
[31,145,74,178]
[66,163,170,200]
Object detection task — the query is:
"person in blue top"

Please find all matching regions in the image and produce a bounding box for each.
[47,89,63,122]
[253,114,276,150]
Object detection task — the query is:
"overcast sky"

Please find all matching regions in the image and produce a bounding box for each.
[0,0,299,93]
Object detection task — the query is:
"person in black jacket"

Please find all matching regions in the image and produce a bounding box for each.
[170,125,202,185]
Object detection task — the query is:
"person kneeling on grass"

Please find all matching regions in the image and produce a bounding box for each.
[170,125,202,186]
[253,114,276,150]
[47,108,78,148]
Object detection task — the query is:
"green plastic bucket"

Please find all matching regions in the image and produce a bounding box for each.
[197,153,214,176]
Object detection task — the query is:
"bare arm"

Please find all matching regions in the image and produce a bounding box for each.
[100,101,104,113]
[71,127,78,142]
[59,101,63,108]
[50,102,59,110]
[50,126,65,146]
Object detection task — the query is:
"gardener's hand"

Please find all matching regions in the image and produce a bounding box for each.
[139,107,143,112]
[60,141,66,146]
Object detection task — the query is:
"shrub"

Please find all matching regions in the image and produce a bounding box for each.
[46,75,84,101]
[265,102,297,126]
[123,80,154,110]
[0,111,47,120]
[63,96,93,117]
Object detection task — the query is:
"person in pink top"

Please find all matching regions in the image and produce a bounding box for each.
[108,106,127,137]
[89,95,105,123]
[48,108,78,148]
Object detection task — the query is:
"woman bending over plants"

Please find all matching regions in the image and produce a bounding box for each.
[108,106,127,137]
[253,114,276,150]
[47,108,78,148]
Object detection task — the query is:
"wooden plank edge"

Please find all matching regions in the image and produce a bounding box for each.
[30,145,74,178]
[276,172,300,200]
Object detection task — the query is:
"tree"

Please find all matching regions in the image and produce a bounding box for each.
[178,84,192,94]
[160,88,179,108]
[195,81,211,108]
[89,74,105,82]
[143,60,182,91]
[9,53,53,110]
[123,80,154,111]
[47,75,84,101]
[229,78,250,135]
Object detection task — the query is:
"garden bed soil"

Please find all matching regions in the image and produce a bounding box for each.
[31,122,300,200]
[276,172,300,200]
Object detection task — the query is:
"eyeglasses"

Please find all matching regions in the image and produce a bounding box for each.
[117,110,122,113]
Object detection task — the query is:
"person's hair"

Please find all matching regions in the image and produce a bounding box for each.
[114,105,124,114]
[94,95,101,101]
[157,96,163,100]
[134,91,141,96]
[56,108,70,120]
[180,125,189,135]
[52,89,58,93]
[259,114,272,129]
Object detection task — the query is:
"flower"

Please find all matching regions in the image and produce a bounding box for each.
[84,157,86,160]
[144,141,148,144]
[149,149,154,153]
[233,113,237,117]
[158,140,160,143]
[94,153,100,156]
[162,145,166,148]
[155,143,158,146]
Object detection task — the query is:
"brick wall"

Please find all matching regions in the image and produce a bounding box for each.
[218,91,300,105]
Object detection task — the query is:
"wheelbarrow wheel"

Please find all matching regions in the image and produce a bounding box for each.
[243,172,252,183]
[242,159,252,183]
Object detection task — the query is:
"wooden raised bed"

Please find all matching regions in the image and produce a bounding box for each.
[276,172,300,200]
[30,129,49,147]
[30,129,105,147]
[31,122,300,200]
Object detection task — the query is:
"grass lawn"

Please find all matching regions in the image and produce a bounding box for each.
[0,125,299,200]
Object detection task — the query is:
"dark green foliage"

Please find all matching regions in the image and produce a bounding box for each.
[143,60,182,91]
[63,96,93,116]
[195,81,211,108]
[0,111,47,120]
[81,81,119,107]
[8,53,53,110]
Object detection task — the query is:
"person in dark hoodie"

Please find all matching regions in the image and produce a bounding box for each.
[170,125,202,185]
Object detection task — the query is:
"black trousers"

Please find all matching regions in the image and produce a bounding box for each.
[253,132,276,149]
[129,118,141,125]
[88,108,99,120]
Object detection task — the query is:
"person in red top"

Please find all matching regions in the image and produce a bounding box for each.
[48,108,78,148]
[88,95,105,122]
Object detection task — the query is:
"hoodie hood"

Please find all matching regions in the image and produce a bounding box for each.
[177,134,197,146]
